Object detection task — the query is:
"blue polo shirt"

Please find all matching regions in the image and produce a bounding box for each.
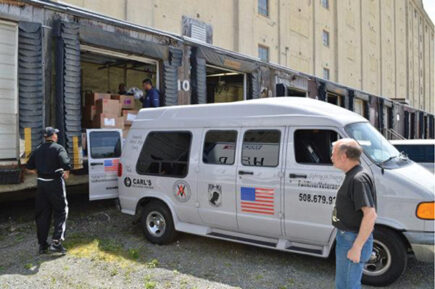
[142,88,160,108]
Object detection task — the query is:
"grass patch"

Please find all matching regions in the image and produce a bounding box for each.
[24,263,33,270]
[110,267,118,276]
[145,281,157,289]
[144,275,157,289]
[15,234,25,242]
[146,258,159,268]
[127,248,139,260]
[63,235,143,265]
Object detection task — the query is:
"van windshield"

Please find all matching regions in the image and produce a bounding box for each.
[345,122,404,166]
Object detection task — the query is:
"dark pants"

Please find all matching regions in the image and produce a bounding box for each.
[35,178,68,246]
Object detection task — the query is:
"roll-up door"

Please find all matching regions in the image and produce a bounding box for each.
[191,49,206,104]
[0,21,18,160]
[54,20,81,164]
[18,22,43,154]
[162,47,183,106]
[248,70,260,99]
[404,111,409,139]
[378,99,384,132]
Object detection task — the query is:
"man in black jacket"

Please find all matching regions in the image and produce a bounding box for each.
[26,127,71,254]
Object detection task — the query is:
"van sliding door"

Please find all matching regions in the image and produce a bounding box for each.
[235,127,285,238]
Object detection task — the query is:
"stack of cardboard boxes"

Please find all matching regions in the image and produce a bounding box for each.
[111,94,138,138]
[83,92,139,138]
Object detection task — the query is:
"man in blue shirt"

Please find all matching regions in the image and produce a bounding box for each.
[141,78,160,108]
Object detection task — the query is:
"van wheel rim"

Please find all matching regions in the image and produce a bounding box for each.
[363,239,392,276]
[146,211,166,237]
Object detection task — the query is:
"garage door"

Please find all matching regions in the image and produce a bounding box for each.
[0,21,18,160]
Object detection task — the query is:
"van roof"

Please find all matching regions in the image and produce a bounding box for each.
[134,97,368,128]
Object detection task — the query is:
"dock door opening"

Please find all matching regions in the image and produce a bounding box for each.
[80,45,159,99]
[206,65,246,103]
[80,45,159,132]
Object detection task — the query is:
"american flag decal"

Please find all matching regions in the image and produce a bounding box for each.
[241,187,275,215]
[104,159,119,172]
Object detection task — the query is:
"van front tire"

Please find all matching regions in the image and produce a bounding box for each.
[362,227,407,287]
[140,201,177,245]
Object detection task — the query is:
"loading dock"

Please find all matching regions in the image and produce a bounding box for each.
[80,45,160,95]
[205,64,246,103]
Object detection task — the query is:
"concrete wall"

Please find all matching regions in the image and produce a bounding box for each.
[361,0,380,96]
[56,0,435,113]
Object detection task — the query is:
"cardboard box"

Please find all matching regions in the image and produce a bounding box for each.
[111,94,136,109]
[85,92,111,106]
[93,113,124,129]
[95,99,121,116]
[122,109,138,126]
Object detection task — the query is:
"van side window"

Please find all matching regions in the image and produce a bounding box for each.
[89,131,121,159]
[136,131,192,178]
[203,130,237,165]
[242,130,280,167]
[294,130,338,165]
[394,144,434,163]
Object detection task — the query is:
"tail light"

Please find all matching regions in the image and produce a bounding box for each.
[117,162,123,177]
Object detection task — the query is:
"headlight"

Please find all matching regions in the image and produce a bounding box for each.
[416,202,435,220]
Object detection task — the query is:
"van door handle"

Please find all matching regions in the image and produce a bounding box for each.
[289,173,307,179]
[238,170,254,175]
[91,162,104,166]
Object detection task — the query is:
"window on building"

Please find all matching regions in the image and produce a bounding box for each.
[322,30,329,47]
[258,0,269,16]
[136,131,192,177]
[242,130,280,167]
[323,68,330,80]
[258,45,269,62]
[89,131,121,159]
[294,130,339,165]
[321,0,329,9]
[203,130,237,165]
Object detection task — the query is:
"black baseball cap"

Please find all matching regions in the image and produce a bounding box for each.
[43,127,59,137]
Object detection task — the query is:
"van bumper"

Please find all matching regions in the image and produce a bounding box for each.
[403,231,434,263]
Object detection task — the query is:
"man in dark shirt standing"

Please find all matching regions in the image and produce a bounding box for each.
[26,127,71,254]
[140,78,160,108]
[331,138,377,289]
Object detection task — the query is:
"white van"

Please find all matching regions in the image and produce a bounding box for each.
[87,98,434,287]
[390,139,435,174]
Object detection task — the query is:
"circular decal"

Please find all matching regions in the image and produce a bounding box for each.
[208,184,222,207]
[124,177,132,187]
[173,180,191,202]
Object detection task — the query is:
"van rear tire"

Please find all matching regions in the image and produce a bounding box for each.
[140,201,177,245]
[362,227,407,287]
